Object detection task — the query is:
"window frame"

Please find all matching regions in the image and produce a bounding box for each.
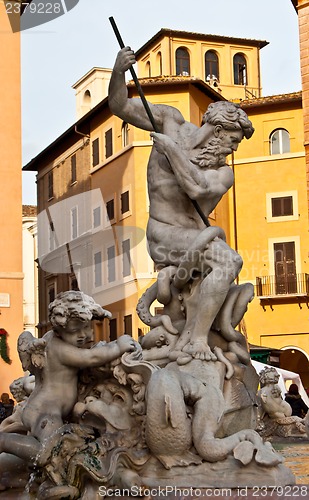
[104,128,113,159]
[266,191,298,222]
[109,317,118,341]
[105,195,116,225]
[48,170,54,200]
[94,250,103,288]
[205,50,219,82]
[70,206,78,240]
[269,128,290,155]
[119,187,131,220]
[71,154,77,185]
[121,122,129,148]
[233,53,247,85]
[47,281,57,312]
[107,244,116,283]
[123,314,133,336]
[92,137,100,167]
[175,47,190,76]
[268,235,301,278]
[93,205,102,229]
[122,238,132,278]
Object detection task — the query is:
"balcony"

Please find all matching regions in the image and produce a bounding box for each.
[256,273,309,298]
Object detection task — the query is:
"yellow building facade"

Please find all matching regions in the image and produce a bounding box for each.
[135,29,267,101]
[0,2,24,392]
[232,93,309,386]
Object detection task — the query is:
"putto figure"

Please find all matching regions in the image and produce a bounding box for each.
[0,291,137,465]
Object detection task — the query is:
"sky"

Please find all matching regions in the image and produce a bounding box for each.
[21,0,301,204]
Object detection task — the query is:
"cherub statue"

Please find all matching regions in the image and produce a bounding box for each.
[0,290,138,466]
[258,367,292,420]
[257,367,306,438]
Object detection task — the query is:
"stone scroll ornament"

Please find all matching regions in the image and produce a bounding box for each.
[0,328,11,364]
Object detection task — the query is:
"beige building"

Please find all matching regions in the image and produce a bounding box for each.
[22,205,38,336]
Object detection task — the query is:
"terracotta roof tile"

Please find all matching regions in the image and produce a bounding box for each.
[239,91,302,108]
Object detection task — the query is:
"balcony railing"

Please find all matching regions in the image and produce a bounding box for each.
[256,273,309,298]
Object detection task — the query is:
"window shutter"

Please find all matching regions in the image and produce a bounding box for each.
[105,129,113,158]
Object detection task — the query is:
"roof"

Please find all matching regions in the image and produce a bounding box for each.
[291,0,298,12]
[23,78,224,172]
[249,343,281,354]
[127,75,225,99]
[240,91,302,109]
[23,205,37,217]
[135,28,269,57]
[72,67,112,89]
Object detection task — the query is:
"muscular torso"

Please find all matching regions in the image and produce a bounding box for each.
[148,115,233,229]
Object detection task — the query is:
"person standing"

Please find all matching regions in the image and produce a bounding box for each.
[285,383,308,418]
[0,393,14,420]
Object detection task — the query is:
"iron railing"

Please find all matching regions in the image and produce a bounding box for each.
[256,273,309,297]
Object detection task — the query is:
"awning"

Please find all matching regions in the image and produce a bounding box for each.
[252,360,309,406]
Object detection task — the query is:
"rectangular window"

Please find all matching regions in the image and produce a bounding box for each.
[124,314,132,336]
[121,190,130,214]
[94,251,102,287]
[106,199,115,222]
[92,138,100,167]
[93,206,101,228]
[274,241,297,294]
[122,239,131,277]
[71,207,78,239]
[271,196,293,217]
[107,245,116,282]
[71,154,77,184]
[109,318,117,341]
[70,274,79,291]
[105,128,113,158]
[48,171,54,199]
[49,225,56,251]
[48,284,55,304]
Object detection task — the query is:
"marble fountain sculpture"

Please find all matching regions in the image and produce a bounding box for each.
[0,47,295,498]
[257,366,307,439]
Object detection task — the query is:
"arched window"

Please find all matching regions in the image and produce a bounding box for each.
[205,50,219,83]
[233,53,247,85]
[157,51,162,76]
[122,122,129,148]
[83,89,91,106]
[145,61,151,77]
[270,129,290,155]
[176,47,190,76]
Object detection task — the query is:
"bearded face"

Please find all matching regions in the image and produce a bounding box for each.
[191,137,233,169]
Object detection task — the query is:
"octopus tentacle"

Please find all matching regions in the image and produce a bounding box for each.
[136,267,178,334]
[215,283,254,365]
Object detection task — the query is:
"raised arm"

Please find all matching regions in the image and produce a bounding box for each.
[108,47,164,131]
[58,335,138,369]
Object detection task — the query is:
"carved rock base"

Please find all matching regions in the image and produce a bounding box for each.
[139,456,295,488]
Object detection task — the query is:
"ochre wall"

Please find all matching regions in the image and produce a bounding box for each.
[0,4,24,393]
